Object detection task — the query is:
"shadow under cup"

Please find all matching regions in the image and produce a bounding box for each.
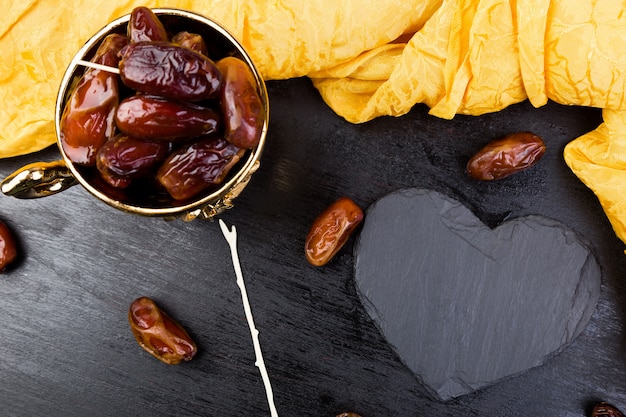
[55,8,269,220]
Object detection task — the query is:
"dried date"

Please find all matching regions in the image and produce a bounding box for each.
[157,137,244,200]
[172,31,208,55]
[115,95,220,141]
[119,41,222,102]
[62,7,266,206]
[216,56,264,149]
[128,296,197,365]
[0,220,17,272]
[128,6,168,43]
[466,131,546,180]
[592,402,625,417]
[60,34,128,166]
[305,197,364,266]
[96,134,171,188]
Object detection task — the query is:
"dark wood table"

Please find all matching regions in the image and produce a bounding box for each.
[1,77,624,416]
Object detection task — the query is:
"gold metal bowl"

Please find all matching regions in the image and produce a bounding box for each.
[2,8,269,221]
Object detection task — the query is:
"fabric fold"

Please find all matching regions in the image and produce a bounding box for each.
[564,109,626,249]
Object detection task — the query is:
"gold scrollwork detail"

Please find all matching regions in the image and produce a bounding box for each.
[176,160,261,222]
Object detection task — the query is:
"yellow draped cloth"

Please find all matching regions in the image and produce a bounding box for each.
[2,0,626,248]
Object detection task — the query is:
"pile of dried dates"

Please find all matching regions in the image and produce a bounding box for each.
[60,7,264,201]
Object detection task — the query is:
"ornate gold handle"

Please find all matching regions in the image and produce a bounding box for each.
[1,160,78,199]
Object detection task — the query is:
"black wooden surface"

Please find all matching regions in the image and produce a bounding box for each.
[1,77,625,417]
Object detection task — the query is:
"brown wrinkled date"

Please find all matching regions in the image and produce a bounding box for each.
[172,31,208,55]
[127,6,168,43]
[0,220,17,272]
[466,131,546,180]
[592,402,626,417]
[305,197,364,266]
[128,296,197,365]
[216,56,265,149]
[115,94,221,141]
[60,34,128,166]
[119,41,222,102]
[96,134,171,188]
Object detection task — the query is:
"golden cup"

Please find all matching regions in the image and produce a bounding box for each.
[1,8,269,222]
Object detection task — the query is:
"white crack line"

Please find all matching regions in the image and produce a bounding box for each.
[219,219,279,417]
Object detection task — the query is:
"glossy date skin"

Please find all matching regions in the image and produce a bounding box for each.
[157,137,244,200]
[0,220,17,272]
[60,34,128,166]
[115,95,220,141]
[172,31,208,55]
[305,197,364,266]
[592,403,626,417]
[119,42,222,102]
[96,134,171,188]
[128,297,197,365]
[216,57,264,149]
[128,6,168,43]
[466,131,546,180]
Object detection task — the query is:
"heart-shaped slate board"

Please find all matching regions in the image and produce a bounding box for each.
[354,188,601,401]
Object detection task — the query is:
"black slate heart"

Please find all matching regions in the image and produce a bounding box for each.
[354,188,601,401]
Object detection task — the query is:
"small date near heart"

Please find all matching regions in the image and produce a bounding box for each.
[466,131,546,180]
[305,197,364,266]
[592,402,626,417]
[128,296,197,365]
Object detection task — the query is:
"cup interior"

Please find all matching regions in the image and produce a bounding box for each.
[55,8,268,217]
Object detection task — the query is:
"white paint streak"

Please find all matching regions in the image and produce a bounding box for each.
[219,219,279,417]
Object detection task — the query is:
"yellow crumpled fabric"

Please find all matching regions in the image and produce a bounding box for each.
[0,0,437,158]
[2,0,626,248]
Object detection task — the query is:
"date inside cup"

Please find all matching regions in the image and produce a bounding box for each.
[55,8,268,219]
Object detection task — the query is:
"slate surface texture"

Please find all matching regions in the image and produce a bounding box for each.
[0,77,625,417]
[354,188,601,401]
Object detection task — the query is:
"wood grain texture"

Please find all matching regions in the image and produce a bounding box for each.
[0,78,624,416]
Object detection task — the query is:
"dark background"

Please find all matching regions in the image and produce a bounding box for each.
[1,77,625,416]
